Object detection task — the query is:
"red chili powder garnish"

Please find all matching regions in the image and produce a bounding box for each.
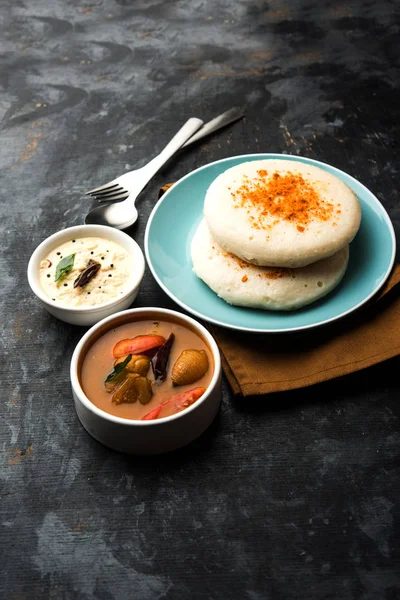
[222,251,249,270]
[232,170,334,229]
[263,269,289,280]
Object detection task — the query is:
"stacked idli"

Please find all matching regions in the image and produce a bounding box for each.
[191,159,361,311]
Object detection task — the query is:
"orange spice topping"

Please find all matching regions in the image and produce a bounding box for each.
[263,271,284,280]
[232,170,334,228]
[222,252,249,270]
[241,275,248,282]
[297,225,305,232]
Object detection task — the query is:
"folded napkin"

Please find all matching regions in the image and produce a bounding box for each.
[159,185,400,396]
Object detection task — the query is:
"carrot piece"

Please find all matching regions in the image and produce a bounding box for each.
[113,335,166,358]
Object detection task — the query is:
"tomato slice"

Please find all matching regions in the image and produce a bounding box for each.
[141,405,162,421]
[141,387,205,421]
[113,335,166,358]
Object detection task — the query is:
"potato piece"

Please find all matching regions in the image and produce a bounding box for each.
[135,377,153,405]
[114,354,150,376]
[111,373,153,405]
[112,374,140,405]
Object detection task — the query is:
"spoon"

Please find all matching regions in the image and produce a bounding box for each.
[85,107,244,229]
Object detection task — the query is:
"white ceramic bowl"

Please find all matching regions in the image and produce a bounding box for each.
[70,307,222,454]
[27,224,145,326]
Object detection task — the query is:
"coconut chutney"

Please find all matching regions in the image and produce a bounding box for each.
[39,236,133,307]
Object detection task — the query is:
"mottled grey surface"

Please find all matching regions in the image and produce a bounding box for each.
[1,1,400,599]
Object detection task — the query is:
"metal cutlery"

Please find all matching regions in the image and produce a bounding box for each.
[84,107,244,229]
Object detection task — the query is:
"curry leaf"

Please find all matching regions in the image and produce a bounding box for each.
[55,253,75,282]
[105,354,132,383]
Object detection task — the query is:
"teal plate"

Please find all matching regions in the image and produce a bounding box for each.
[145,154,396,333]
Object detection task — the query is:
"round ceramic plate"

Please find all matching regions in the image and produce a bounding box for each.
[145,154,396,333]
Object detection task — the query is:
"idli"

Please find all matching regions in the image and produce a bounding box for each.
[203,159,361,268]
[191,219,349,311]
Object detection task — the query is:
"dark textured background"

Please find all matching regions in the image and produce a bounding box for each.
[1,1,399,599]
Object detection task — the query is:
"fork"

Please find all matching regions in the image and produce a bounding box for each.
[86,117,203,203]
[86,106,244,203]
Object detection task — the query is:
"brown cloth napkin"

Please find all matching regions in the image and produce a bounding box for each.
[159,185,400,396]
